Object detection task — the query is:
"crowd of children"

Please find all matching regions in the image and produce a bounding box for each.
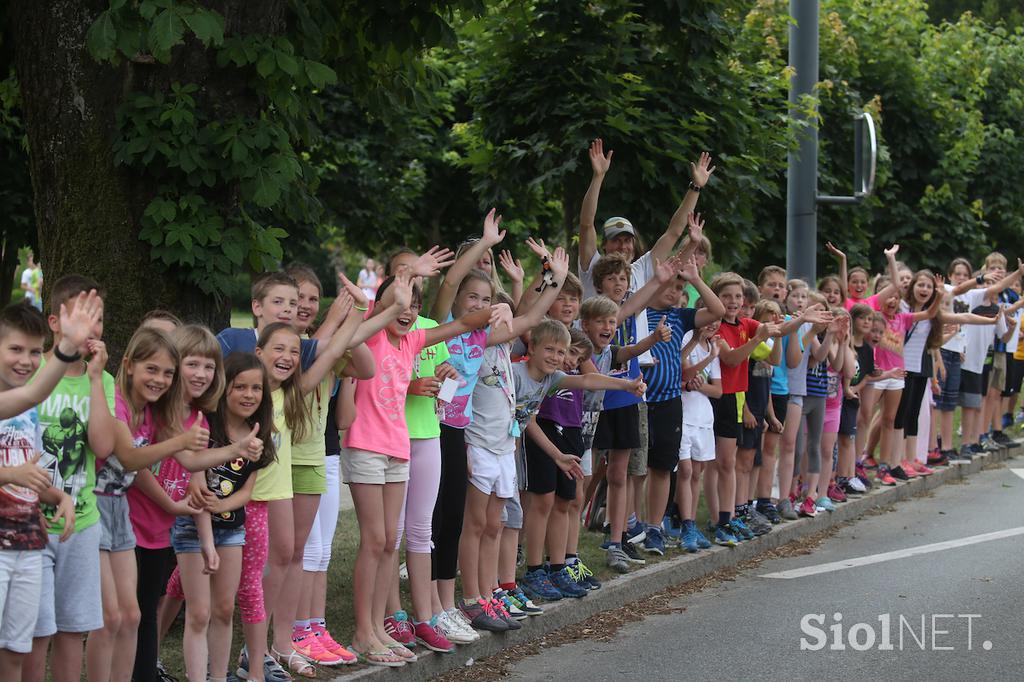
[1,138,1021,681]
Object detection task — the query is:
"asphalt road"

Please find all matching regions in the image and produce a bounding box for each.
[504,460,1024,681]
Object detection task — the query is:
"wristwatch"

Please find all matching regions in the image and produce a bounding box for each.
[688,181,702,192]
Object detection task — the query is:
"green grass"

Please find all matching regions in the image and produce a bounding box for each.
[230,309,253,329]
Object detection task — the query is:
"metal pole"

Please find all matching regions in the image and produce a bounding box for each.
[786,0,819,284]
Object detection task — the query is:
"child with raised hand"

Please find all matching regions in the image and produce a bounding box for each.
[0,303,77,680]
[679,319,722,550]
[814,310,855,512]
[342,273,510,664]
[174,353,276,682]
[639,252,725,555]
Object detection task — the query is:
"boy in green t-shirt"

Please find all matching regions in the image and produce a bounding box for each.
[24,275,117,682]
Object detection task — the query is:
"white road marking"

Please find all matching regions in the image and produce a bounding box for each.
[760,526,1024,579]
[1011,469,1024,481]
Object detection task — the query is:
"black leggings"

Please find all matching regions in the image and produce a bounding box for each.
[134,546,176,682]
[432,424,468,581]
[896,373,929,437]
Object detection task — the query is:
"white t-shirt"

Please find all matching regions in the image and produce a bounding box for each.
[20,267,38,303]
[961,288,995,374]
[580,250,654,365]
[681,331,720,427]
[941,283,967,354]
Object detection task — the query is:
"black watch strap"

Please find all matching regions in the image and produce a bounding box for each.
[53,346,82,363]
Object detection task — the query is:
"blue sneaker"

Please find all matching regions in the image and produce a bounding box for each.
[729,517,754,541]
[549,567,588,598]
[814,496,836,513]
[680,525,700,553]
[661,515,683,542]
[520,567,563,602]
[692,524,712,549]
[626,522,646,546]
[643,526,665,555]
[567,559,601,590]
[714,525,739,547]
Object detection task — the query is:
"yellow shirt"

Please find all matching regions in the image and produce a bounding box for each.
[252,389,292,501]
[291,376,333,466]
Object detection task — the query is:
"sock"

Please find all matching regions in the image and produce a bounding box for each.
[549,563,565,573]
[684,519,695,528]
[609,541,621,549]
[294,619,310,631]
[756,497,770,508]
[627,513,639,528]
[499,581,516,592]
[464,597,478,607]
[718,511,731,527]
[311,617,326,629]
[735,502,748,518]
[565,554,579,565]
[527,564,543,574]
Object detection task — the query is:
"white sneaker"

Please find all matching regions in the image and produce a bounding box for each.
[438,610,476,644]
[446,607,480,641]
[847,476,867,493]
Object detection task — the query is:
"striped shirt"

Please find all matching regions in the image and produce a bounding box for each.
[643,307,698,403]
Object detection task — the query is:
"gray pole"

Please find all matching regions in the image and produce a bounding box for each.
[786,0,819,284]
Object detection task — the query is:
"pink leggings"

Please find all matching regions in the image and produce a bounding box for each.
[236,501,269,623]
[395,438,441,553]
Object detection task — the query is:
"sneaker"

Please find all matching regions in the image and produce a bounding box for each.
[384,610,416,648]
[606,544,630,573]
[661,515,683,542]
[460,598,508,632]
[510,586,545,614]
[1002,412,1013,429]
[906,460,934,476]
[156,660,179,682]
[414,617,455,652]
[489,597,522,630]
[293,627,346,666]
[680,525,700,553]
[643,526,666,555]
[927,449,950,467]
[981,435,1001,452]
[957,444,975,461]
[692,525,712,549]
[549,567,588,598]
[756,501,782,525]
[861,455,878,469]
[520,568,563,602]
[309,624,357,664]
[777,497,799,520]
[993,430,1014,446]
[569,560,602,590]
[876,465,897,486]
[729,516,754,541]
[399,561,408,581]
[827,482,847,503]
[444,607,481,642]
[855,464,874,488]
[235,649,291,682]
[625,522,647,546]
[745,507,772,535]
[890,464,912,481]
[620,535,647,564]
[492,589,528,620]
[714,525,739,547]
[798,497,818,517]
[940,448,958,463]
[842,477,867,495]
[814,496,836,513]
[437,609,477,644]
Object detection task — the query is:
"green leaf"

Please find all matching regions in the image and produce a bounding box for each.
[304,60,337,88]
[248,167,281,207]
[148,9,185,61]
[276,52,299,76]
[86,12,118,62]
[256,51,276,78]
[183,10,224,46]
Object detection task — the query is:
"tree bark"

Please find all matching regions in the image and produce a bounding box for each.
[8,0,286,366]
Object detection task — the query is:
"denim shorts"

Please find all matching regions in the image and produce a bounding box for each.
[97,494,136,552]
[171,515,245,554]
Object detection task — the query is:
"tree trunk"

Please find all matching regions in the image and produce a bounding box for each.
[8,0,285,367]
[0,236,17,304]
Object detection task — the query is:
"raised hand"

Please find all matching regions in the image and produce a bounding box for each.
[825,242,846,261]
[85,340,107,379]
[412,246,456,278]
[482,208,506,247]
[331,290,354,321]
[524,237,551,262]
[238,422,263,462]
[933,273,945,290]
[498,250,525,284]
[654,317,672,343]
[391,272,413,310]
[489,303,514,333]
[679,254,700,283]
[686,212,705,242]
[337,272,370,309]
[883,244,900,258]
[689,151,715,188]
[589,138,613,177]
[548,247,569,279]
[655,257,678,285]
[58,290,101,353]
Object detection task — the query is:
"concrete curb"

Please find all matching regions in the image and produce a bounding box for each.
[327,443,1022,680]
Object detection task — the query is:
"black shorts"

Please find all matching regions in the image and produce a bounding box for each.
[593,403,641,451]
[712,393,740,439]
[982,360,992,395]
[646,398,682,472]
[771,394,789,427]
[839,398,859,436]
[737,418,764,451]
[524,418,580,501]
[961,369,984,396]
[1002,354,1023,397]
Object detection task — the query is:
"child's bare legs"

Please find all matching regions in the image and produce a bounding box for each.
[272,493,319,655]
[497,526,518,589]
[674,460,693,521]
[371,482,405,648]
[759,429,780,500]
[546,496,571,565]
[178,553,212,681]
[86,549,139,682]
[0,649,26,680]
[819,431,838,499]
[458,484,491,601]
[778,401,802,503]
[867,408,883,459]
[156,595,183,644]
[644,467,672,528]
[734,446,755,509]
[879,389,903,468]
[565,483,583,558]
[715,437,737,524]
[348,483,388,653]
[856,386,877,459]
[209,548,243,679]
[523,491,552,567]
[703,461,718,523]
[606,450,630,540]
[838,434,856,479]
[477,495,506,599]
[627,472,645,529]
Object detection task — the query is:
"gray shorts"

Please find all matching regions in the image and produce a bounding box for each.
[501,487,523,530]
[35,522,103,636]
[97,494,137,552]
[0,549,42,653]
[629,402,649,477]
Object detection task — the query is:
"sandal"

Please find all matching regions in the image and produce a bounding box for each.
[271,647,316,679]
[387,642,418,662]
[349,646,406,668]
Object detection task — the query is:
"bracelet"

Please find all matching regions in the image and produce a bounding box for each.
[688,181,702,192]
[53,345,82,363]
[354,304,369,312]
[976,275,985,285]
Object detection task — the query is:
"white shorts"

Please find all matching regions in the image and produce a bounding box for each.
[874,377,905,392]
[0,549,42,653]
[581,449,593,477]
[468,445,516,499]
[680,426,716,462]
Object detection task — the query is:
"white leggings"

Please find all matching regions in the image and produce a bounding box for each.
[302,456,340,572]
[395,438,442,553]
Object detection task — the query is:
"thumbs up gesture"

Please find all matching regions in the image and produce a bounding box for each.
[181,413,210,451]
[238,422,264,462]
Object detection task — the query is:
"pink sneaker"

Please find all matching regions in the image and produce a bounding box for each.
[310,623,357,664]
[798,497,818,518]
[909,460,935,476]
[293,628,346,666]
[384,610,416,648]
[413,617,455,653]
[827,482,847,503]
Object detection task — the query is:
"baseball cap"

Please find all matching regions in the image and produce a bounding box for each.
[603,217,635,240]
